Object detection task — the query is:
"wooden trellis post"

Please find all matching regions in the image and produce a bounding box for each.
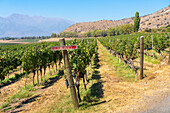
[51,38,79,109]
[139,36,144,79]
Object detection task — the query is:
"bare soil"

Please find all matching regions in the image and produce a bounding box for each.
[0,40,29,44]
[0,40,169,113]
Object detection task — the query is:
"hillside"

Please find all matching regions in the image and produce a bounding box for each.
[0,14,74,38]
[63,5,170,33]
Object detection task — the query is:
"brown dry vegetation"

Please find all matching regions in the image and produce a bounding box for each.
[0,40,169,113]
[63,5,170,33]
[0,40,29,44]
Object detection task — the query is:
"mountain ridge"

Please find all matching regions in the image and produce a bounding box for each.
[62,5,170,33]
[0,14,74,38]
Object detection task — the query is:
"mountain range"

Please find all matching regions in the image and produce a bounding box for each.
[0,14,74,38]
[63,5,170,33]
[0,5,169,38]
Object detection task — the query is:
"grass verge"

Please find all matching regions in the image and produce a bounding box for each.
[98,41,136,82]
[0,72,27,85]
[144,55,160,64]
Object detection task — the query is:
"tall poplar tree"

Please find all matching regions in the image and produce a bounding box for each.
[134,12,140,32]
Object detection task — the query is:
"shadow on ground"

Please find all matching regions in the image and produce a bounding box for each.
[10,95,41,113]
[41,70,64,89]
[7,70,64,113]
[80,53,105,108]
[93,53,100,69]
[0,72,27,89]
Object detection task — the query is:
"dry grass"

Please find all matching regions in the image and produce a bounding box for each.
[95,41,170,113]
[0,62,64,112]
[0,41,170,113]
[0,40,29,44]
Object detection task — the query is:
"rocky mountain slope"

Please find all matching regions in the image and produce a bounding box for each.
[63,5,170,33]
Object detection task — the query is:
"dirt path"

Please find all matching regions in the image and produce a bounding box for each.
[91,41,170,113]
[1,40,169,113]
[143,95,170,113]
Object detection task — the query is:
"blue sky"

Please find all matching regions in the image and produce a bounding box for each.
[0,0,169,22]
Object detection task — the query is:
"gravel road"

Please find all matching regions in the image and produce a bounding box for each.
[143,96,170,113]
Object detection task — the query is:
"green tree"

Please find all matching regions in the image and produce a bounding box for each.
[123,24,134,34]
[134,12,140,32]
[115,26,120,35]
[108,27,116,36]
[59,32,78,38]
[51,33,57,37]
[95,30,102,37]
[91,29,98,37]
[119,25,124,35]
[86,31,91,37]
[100,30,107,37]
